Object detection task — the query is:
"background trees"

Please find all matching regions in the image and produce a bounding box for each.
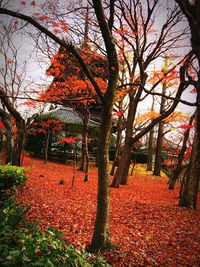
[110,0,192,187]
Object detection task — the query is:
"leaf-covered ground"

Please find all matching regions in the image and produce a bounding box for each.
[17,156,200,266]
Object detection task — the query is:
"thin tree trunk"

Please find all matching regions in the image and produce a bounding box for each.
[0,109,14,165]
[90,0,119,249]
[80,107,89,174]
[179,159,191,207]
[111,93,137,187]
[175,0,200,210]
[147,129,154,171]
[147,94,155,171]
[153,122,164,176]
[153,83,166,176]
[111,76,146,187]
[168,112,195,189]
[13,119,26,166]
[120,152,132,184]
[90,99,115,250]
[71,146,77,187]
[185,110,200,209]
[44,131,50,163]
[110,114,123,176]
[84,145,89,182]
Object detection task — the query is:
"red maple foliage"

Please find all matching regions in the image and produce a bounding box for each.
[59,137,77,144]
[17,156,200,266]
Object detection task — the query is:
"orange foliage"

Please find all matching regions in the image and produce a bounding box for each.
[40,77,106,105]
[42,46,108,106]
[163,112,189,123]
[135,111,159,124]
[149,68,179,87]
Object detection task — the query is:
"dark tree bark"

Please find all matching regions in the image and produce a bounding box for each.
[80,106,89,173]
[13,118,26,166]
[44,130,50,163]
[175,0,200,209]
[0,109,14,164]
[111,83,144,187]
[153,83,166,176]
[168,111,195,189]
[0,88,25,166]
[110,113,123,176]
[82,106,90,182]
[146,128,154,171]
[147,95,155,171]
[179,108,200,209]
[90,0,119,250]
[179,158,192,207]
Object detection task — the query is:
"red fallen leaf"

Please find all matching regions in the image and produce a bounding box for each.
[17,157,200,267]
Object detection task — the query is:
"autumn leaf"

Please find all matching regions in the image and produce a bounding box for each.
[39,15,49,22]
[178,124,194,129]
[12,20,19,30]
[20,0,26,6]
[6,58,13,64]
[17,157,200,267]
[53,28,60,34]
[59,137,77,144]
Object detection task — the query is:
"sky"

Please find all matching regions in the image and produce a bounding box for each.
[0,0,197,119]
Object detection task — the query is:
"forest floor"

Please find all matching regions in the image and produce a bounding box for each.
[17,155,200,267]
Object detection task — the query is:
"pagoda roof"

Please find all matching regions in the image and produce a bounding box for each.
[47,106,99,127]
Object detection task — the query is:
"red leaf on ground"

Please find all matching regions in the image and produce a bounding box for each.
[17,157,200,266]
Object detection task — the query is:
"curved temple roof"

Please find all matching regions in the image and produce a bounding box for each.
[47,106,99,127]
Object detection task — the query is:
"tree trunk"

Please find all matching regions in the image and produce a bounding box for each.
[182,109,200,209]
[175,0,200,209]
[146,129,154,171]
[111,93,137,187]
[110,114,123,176]
[179,159,191,207]
[80,107,89,173]
[153,83,166,176]
[12,119,26,166]
[111,75,146,187]
[120,152,132,184]
[147,94,155,171]
[0,109,14,165]
[153,122,164,176]
[84,145,89,182]
[44,131,50,163]
[90,0,119,249]
[90,98,115,250]
[168,112,195,189]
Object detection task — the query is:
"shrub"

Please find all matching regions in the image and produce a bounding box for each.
[0,166,112,267]
[0,164,28,192]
